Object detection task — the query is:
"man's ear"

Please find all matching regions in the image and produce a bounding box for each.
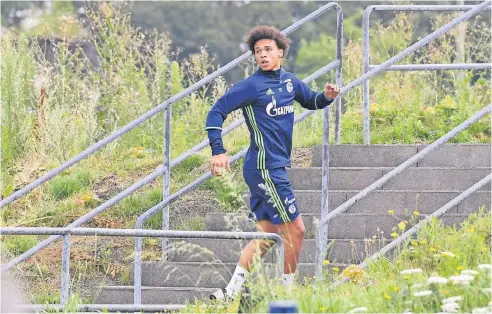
[279,49,284,58]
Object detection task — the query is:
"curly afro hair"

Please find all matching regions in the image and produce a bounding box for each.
[245,25,291,56]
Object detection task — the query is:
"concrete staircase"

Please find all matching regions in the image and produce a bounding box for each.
[94,144,491,305]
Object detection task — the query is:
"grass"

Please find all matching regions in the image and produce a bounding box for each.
[184,209,492,313]
[48,170,94,200]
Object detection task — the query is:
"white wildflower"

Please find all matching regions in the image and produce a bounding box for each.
[442,296,462,304]
[472,307,492,313]
[410,283,424,289]
[400,268,423,275]
[428,276,448,284]
[402,309,412,314]
[441,302,460,313]
[461,270,479,276]
[413,290,433,297]
[477,264,492,270]
[481,288,492,293]
[449,275,474,285]
[348,307,368,313]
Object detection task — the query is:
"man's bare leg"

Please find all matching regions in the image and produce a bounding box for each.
[239,220,280,270]
[211,220,279,300]
[278,215,306,285]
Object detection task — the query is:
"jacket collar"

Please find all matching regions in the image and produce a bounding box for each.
[256,67,284,79]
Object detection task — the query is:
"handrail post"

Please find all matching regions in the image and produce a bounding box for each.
[274,237,284,279]
[60,233,71,305]
[317,81,331,280]
[362,6,374,145]
[334,7,344,144]
[162,106,172,259]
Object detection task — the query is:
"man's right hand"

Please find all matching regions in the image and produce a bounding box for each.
[210,153,230,176]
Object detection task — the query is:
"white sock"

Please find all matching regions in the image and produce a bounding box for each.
[282,273,295,287]
[225,265,250,298]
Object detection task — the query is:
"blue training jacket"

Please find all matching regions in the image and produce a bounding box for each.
[205,67,333,170]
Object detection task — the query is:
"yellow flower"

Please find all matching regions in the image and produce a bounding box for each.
[384,294,391,300]
[323,260,330,265]
[404,275,410,280]
[419,240,426,245]
[456,266,464,271]
[429,248,437,252]
[391,232,398,238]
[332,267,340,272]
[467,228,473,233]
[413,211,420,216]
[341,265,364,282]
[394,286,400,292]
[411,241,419,247]
[482,247,487,252]
[388,209,395,215]
[398,221,406,231]
[440,251,457,258]
[319,307,327,311]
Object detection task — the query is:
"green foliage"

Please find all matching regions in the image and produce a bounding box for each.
[1,32,36,197]
[117,187,163,219]
[202,169,248,213]
[176,216,206,231]
[48,170,94,200]
[1,235,38,255]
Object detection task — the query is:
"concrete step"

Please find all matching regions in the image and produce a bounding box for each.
[288,190,490,215]
[205,212,418,239]
[131,262,345,288]
[95,260,346,304]
[167,238,371,264]
[311,144,491,168]
[94,286,214,305]
[287,167,491,191]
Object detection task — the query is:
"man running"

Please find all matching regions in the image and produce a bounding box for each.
[205,25,340,301]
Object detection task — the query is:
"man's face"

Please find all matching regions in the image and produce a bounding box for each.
[254,39,283,71]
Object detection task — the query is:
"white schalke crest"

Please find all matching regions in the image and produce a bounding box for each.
[286,82,293,93]
[288,204,296,214]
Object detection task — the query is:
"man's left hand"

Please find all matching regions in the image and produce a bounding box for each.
[325,83,340,99]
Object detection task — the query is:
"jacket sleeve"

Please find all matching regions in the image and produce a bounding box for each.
[293,76,333,110]
[205,79,257,156]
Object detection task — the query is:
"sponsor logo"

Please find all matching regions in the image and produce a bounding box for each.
[284,197,296,205]
[266,95,294,117]
[288,204,296,214]
[266,88,274,95]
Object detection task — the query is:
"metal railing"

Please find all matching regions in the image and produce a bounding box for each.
[331,173,491,287]
[0,227,283,310]
[0,2,343,274]
[315,102,491,278]
[362,4,492,144]
[314,0,491,276]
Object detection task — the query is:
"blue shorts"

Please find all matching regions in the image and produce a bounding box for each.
[243,167,299,225]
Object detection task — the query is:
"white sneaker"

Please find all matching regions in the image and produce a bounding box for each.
[209,288,232,301]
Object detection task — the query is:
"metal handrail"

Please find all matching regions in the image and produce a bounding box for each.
[330,174,491,287]
[14,304,186,313]
[314,0,491,276]
[0,2,343,208]
[362,4,492,144]
[0,2,343,273]
[359,173,491,269]
[0,227,283,307]
[314,102,491,278]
